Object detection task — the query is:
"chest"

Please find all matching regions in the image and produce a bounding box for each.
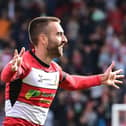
[22,67,60,89]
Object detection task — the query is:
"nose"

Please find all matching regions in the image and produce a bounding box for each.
[62,35,68,44]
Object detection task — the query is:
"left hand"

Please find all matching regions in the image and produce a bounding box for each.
[100,61,124,89]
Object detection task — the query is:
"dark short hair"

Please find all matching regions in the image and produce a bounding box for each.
[28,16,60,45]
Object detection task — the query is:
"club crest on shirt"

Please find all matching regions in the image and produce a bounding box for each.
[38,74,55,83]
[38,74,43,82]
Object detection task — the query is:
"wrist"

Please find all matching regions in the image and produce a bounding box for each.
[98,74,107,85]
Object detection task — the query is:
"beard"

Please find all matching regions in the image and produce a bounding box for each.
[46,36,65,58]
[47,43,64,58]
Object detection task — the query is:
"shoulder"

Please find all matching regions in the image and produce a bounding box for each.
[22,50,34,63]
[51,61,67,83]
[22,50,31,59]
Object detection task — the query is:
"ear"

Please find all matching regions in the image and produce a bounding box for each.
[38,33,48,46]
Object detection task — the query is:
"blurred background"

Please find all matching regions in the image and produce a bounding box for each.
[0,0,126,126]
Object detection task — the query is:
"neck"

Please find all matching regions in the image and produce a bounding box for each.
[34,46,52,65]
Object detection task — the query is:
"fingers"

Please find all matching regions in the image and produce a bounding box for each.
[116,74,125,79]
[103,61,125,89]
[112,80,123,89]
[13,47,25,63]
[114,69,123,74]
[14,49,18,57]
[12,59,18,71]
[111,76,124,89]
[16,56,22,66]
[11,47,25,72]
[19,47,25,57]
[110,71,124,89]
[14,47,25,57]
[113,69,124,79]
[105,61,115,74]
[114,80,123,84]
[12,56,22,71]
[108,61,115,71]
[112,84,120,89]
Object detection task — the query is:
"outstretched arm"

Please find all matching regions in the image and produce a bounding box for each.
[1,47,25,82]
[60,62,124,90]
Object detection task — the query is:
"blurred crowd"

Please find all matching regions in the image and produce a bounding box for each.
[0,0,126,126]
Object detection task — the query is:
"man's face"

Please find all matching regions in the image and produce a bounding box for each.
[46,22,68,58]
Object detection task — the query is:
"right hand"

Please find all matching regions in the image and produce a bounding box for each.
[10,47,25,72]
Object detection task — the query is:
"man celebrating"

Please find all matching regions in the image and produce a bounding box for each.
[1,16,124,126]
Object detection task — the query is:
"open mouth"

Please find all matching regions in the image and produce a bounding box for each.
[60,43,66,48]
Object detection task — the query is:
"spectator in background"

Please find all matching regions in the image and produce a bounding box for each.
[0,10,11,40]
[79,100,97,126]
